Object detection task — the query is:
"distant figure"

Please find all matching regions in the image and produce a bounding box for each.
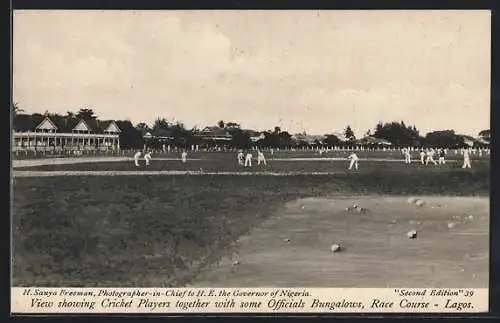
[144,151,152,166]
[419,150,426,165]
[347,152,359,170]
[403,148,411,164]
[438,148,446,165]
[462,148,472,169]
[270,148,274,155]
[134,151,142,167]
[181,151,188,163]
[257,150,267,166]
[237,151,244,166]
[425,148,437,166]
[245,152,253,167]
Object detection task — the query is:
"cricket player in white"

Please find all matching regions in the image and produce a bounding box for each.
[237,151,244,166]
[244,152,253,167]
[403,148,411,164]
[181,151,188,163]
[257,150,267,166]
[419,150,426,165]
[462,148,472,168]
[144,151,152,166]
[134,151,142,167]
[347,152,359,170]
[425,149,437,166]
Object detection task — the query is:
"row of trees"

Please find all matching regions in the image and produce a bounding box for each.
[12,104,490,150]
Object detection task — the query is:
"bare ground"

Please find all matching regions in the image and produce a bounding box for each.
[191,196,489,288]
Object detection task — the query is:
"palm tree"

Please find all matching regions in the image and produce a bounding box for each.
[12,102,24,116]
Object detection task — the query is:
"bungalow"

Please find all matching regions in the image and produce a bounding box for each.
[198,126,232,144]
[12,114,122,151]
[292,133,326,145]
[243,129,266,142]
[356,136,393,146]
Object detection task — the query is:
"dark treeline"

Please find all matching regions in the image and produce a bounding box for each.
[12,105,490,150]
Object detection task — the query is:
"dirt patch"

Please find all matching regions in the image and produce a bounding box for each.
[191,196,489,288]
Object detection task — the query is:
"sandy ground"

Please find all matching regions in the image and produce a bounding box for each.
[190,196,489,288]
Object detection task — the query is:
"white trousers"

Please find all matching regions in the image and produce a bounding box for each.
[245,157,252,167]
[438,157,445,164]
[405,155,411,164]
[134,158,140,166]
[462,158,471,168]
[258,157,266,165]
[426,156,437,165]
[144,157,151,165]
[349,160,358,170]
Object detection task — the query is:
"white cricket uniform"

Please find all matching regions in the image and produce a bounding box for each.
[347,153,359,170]
[237,152,244,166]
[134,152,142,167]
[462,149,471,168]
[257,151,267,165]
[244,153,253,167]
[426,150,437,165]
[403,149,411,164]
[144,152,152,166]
[419,151,426,164]
[181,152,187,163]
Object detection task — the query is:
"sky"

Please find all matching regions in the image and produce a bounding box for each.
[13,10,491,137]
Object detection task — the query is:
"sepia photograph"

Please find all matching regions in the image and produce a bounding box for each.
[11,10,490,293]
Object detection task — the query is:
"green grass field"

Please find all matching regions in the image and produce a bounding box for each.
[11,156,490,287]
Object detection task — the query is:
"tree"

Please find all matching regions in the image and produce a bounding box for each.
[65,111,76,118]
[424,130,464,148]
[373,121,420,146]
[76,108,97,120]
[344,125,355,141]
[230,128,252,149]
[324,134,341,147]
[217,120,225,128]
[478,129,490,142]
[12,102,24,117]
[273,126,281,134]
[135,122,150,135]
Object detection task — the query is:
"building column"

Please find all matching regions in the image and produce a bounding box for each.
[117,137,120,151]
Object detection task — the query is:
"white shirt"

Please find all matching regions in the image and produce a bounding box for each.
[463,150,470,158]
[427,150,435,157]
[258,152,264,158]
[348,153,359,161]
[246,153,253,159]
[237,152,244,159]
[134,152,142,159]
[144,152,151,159]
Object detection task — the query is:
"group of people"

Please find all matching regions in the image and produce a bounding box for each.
[237,150,267,167]
[133,150,189,167]
[402,148,446,166]
[404,147,472,168]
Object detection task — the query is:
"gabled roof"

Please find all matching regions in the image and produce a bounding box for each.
[73,119,92,132]
[13,114,122,134]
[201,126,231,137]
[35,117,58,131]
[103,121,121,133]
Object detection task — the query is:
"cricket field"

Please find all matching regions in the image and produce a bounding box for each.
[11,151,490,288]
